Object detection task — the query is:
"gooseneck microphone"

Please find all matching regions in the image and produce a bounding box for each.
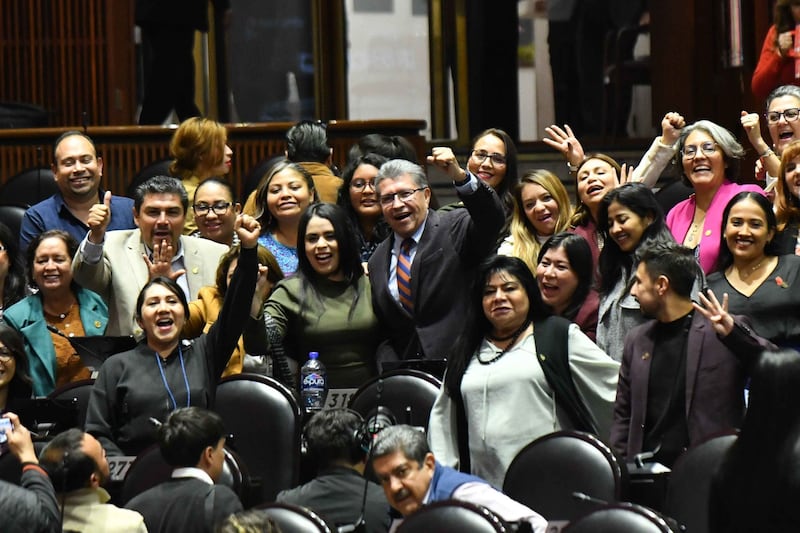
[46,325,104,367]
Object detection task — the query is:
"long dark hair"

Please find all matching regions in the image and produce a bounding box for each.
[0,223,25,310]
[473,128,518,215]
[295,203,363,320]
[537,232,594,320]
[444,255,549,398]
[0,322,33,402]
[714,349,800,530]
[597,183,674,294]
[337,153,391,246]
[715,192,780,273]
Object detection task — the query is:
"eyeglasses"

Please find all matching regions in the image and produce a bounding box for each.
[766,108,800,124]
[351,179,376,191]
[0,348,13,362]
[471,150,507,166]
[193,202,232,216]
[379,187,427,206]
[681,142,718,159]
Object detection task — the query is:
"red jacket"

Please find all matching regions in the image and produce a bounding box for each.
[752,25,799,103]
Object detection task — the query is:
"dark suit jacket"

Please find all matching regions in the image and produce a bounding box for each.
[126,477,242,533]
[277,466,390,533]
[367,180,504,364]
[610,313,773,459]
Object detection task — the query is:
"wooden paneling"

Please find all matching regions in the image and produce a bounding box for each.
[0,0,135,126]
[0,120,427,198]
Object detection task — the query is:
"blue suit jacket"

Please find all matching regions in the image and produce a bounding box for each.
[4,287,108,396]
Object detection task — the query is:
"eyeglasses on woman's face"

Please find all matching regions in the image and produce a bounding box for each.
[766,108,800,124]
[470,150,507,166]
[193,202,232,216]
[681,142,718,159]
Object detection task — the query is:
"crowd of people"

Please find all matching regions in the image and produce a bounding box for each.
[2,94,800,530]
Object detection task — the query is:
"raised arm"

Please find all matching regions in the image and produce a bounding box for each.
[206,214,261,378]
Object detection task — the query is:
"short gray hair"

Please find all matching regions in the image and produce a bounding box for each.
[766,85,800,110]
[371,425,430,464]
[375,159,428,193]
[674,120,744,185]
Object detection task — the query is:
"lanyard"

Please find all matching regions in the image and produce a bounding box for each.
[155,346,191,410]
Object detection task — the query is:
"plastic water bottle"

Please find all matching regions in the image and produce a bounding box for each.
[300,351,328,412]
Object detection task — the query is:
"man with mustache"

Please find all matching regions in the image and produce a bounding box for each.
[371,425,547,532]
[72,175,227,337]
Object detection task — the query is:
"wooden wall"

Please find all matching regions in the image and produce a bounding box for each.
[0,120,427,199]
[0,0,136,126]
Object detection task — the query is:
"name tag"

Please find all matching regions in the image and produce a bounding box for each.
[324,388,357,410]
[108,456,137,481]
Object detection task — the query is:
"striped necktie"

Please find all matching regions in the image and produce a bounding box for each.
[397,238,414,313]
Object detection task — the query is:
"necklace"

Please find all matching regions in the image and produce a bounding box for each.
[43,301,75,320]
[739,257,767,279]
[478,321,531,365]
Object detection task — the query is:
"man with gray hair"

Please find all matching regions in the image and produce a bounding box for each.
[371,425,547,532]
[367,149,505,365]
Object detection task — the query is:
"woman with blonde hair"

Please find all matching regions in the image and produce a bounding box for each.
[169,117,233,235]
[498,169,571,272]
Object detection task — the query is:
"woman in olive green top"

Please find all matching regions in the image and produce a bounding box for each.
[264,203,380,389]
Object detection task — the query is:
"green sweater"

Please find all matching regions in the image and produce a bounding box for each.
[265,275,380,389]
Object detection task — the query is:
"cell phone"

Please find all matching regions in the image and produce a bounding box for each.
[0,418,11,455]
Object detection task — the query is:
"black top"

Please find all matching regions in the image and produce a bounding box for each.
[644,312,691,466]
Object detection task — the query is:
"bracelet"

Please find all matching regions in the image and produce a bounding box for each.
[566,162,578,173]
[759,148,775,159]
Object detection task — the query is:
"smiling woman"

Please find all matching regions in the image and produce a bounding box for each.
[596,184,677,361]
[254,159,319,275]
[169,117,233,236]
[428,255,619,488]
[536,232,598,341]
[84,216,264,456]
[337,153,391,262]
[498,169,572,273]
[707,192,800,348]
[264,203,380,390]
[666,120,765,274]
[3,230,108,396]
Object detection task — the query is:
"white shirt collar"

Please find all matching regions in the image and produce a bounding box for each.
[171,466,214,485]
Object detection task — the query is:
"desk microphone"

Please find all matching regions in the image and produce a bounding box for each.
[46,324,103,368]
[571,492,609,506]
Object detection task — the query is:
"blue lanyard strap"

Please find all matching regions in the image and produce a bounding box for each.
[155,346,191,410]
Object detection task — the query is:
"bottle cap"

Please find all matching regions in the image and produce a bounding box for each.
[309,351,319,359]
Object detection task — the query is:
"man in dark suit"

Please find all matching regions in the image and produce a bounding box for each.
[610,244,774,466]
[367,153,505,365]
[125,407,242,533]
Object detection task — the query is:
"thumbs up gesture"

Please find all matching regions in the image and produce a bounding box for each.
[88,190,112,244]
